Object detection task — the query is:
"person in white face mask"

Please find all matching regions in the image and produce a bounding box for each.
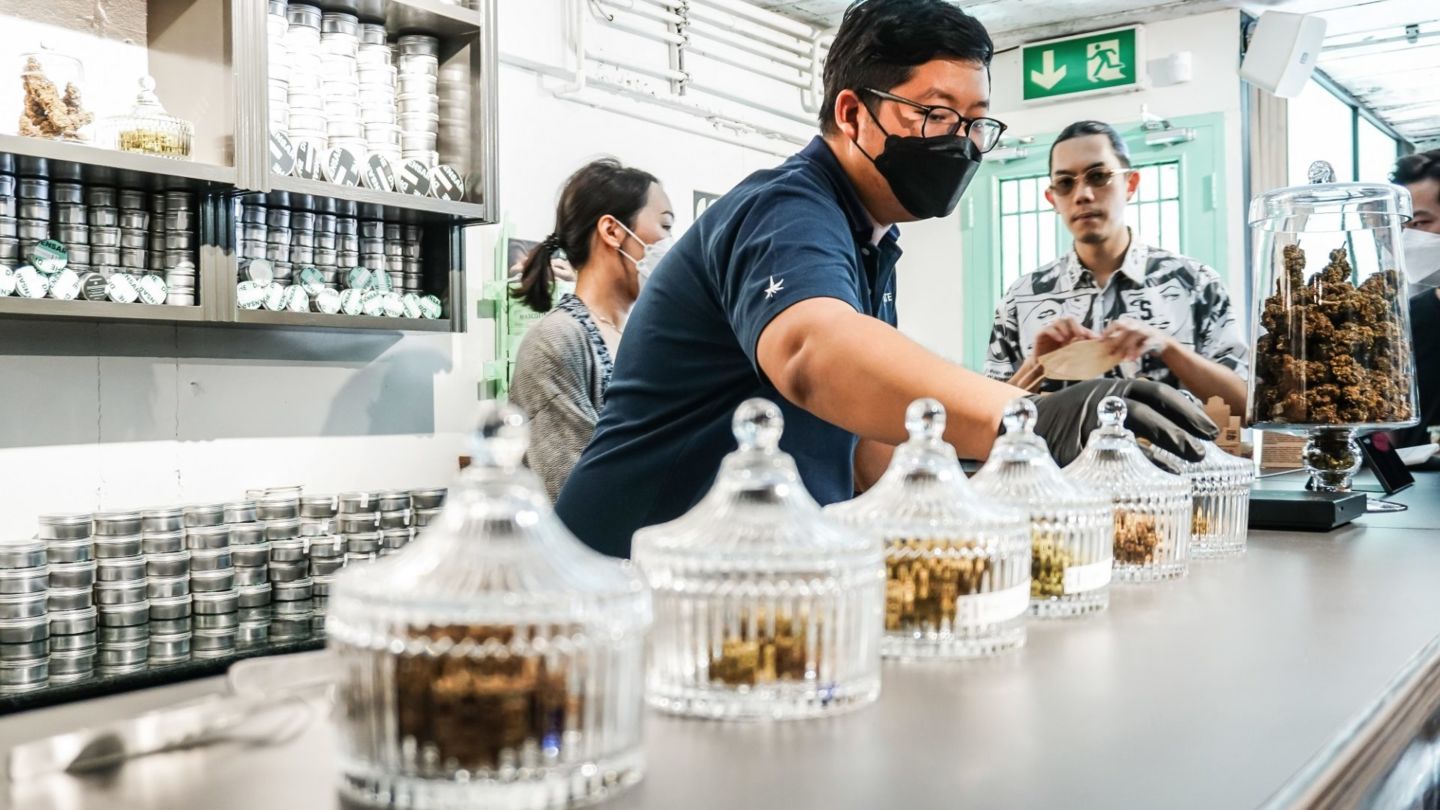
[508,158,675,500]
[1393,149,1440,448]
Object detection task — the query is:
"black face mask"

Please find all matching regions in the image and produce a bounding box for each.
[856,107,983,219]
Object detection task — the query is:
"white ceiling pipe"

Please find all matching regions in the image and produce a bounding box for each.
[597,0,686,27]
[586,73,806,142]
[684,6,815,57]
[587,50,690,83]
[686,18,814,70]
[693,0,820,39]
[686,79,819,126]
[686,43,811,89]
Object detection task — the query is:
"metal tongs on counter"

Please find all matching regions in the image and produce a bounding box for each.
[6,650,339,780]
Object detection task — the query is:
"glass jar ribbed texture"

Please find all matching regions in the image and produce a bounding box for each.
[327,403,652,809]
[828,399,1031,657]
[1063,397,1192,583]
[633,399,884,720]
[971,398,1114,618]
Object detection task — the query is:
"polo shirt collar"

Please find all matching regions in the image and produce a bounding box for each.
[797,137,900,246]
[1063,229,1148,288]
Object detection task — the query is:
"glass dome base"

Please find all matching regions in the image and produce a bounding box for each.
[1114,561,1188,583]
[339,750,644,810]
[881,617,1025,660]
[1030,590,1108,619]
[1192,539,1248,559]
[645,676,880,721]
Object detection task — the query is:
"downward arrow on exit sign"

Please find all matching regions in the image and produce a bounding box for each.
[1030,51,1067,90]
[1021,26,1144,102]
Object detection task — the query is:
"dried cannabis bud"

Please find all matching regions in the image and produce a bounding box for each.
[19,57,91,140]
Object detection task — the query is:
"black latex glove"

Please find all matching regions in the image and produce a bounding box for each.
[1025,379,1218,468]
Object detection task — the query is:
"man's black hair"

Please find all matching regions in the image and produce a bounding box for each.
[1393,149,1440,204]
[820,0,993,135]
[1049,120,1132,171]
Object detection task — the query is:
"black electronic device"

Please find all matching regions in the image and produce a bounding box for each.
[1249,490,1368,531]
[1359,433,1415,495]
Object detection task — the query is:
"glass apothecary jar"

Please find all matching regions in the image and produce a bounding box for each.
[971,399,1113,618]
[1248,160,1419,491]
[634,398,884,720]
[1150,393,1256,559]
[1063,397,1191,582]
[828,399,1030,657]
[327,403,652,809]
[18,46,92,141]
[98,77,194,160]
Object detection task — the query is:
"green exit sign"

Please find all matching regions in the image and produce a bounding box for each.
[1022,26,1145,102]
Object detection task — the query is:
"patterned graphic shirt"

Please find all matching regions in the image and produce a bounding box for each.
[984,237,1248,387]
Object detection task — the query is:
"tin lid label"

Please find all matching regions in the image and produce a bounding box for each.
[324,148,362,186]
[397,159,432,196]
[315,287,342,314]
[0,265,16,296]
[294,140,323,180]
[339,288,364,315]
[16,266,50,298]
[362,154,396,192]
[429,165,464,201]
[297,266,325,295]
[269,131,297,176]
[244,258,275,285]
[48,268,81,300]
[371,268,392,293]
[30,239,69,274]
[236,280,267,309]
[263,282,287,311]
[284,285,310,312]
[418,294,442,319]
[360,289,385,316]
[105,274,139,304]
[401,292,421,318]
[381,291,404,317]
[345,266,372,290]
[79,271,108,301]
[137,274,168,305]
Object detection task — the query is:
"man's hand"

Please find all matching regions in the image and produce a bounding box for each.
[1006,355,1045,393]
[1101,317,1173,362]
[1027,378,1218,467]
[1033,316,1098,358]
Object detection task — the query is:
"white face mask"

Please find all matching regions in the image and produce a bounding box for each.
[1402,227,1440,298]
[617,221,674,287]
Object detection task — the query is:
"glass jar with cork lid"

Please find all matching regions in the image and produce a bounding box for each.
[1063,396,1192,582]
[971,398,1114,618]
[326,403,652,810]
[633,398,884,720]
[828,398,1031,656]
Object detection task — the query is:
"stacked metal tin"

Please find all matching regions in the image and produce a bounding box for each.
[140,507,191,665]
[235,198,441,319]
[91,510,150,675]
[0,539,51,692]
[266,0,290,135]
[257,494,314,622]
[321,11,365,158]
[180,504,237,659]
[118,188,149,277]
[358,23,400,166]
[396,35,440,169]
[284,3,325,150]
[0,155,16,269]
[40,513,96,685]
[161,191,198,305]
[300,495,341,605]
[15,157,47,269]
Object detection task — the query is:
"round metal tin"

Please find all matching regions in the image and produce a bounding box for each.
[95,556,147,582]
[149,633,191,661]
[50,630,97,654]
[49,607,98,636]
[257,497,300,521]
[0,593,48,620]
[97,601,150,627]
[230,524,264,546]
[141,530,185,555]
[190,569,236,593]
[0,615,49,644]
[232,543,270,567]
[98,623,150,644]
[234,566,269,586]
[0,659,48,687]
[263,518,300,541]
[93,535,143,559]
[189,548,233,572]
[93,510,143,536]
[307,535,343,557]
[147,575,190,599]
[140,507,185,533]
[267,560,308,583]
[274,578,315,602]
[0,568,48,595]
[193,592,239,618]
[237,584,272,609]
[378,510,412,530]
[47,560,96,589]
[146,550,190,578]
[192,628,237,653]
[309,556,344,577]
[410,488,445,509]
[268,538,306,562]
[98,640,149,667]
[149,594,193,621]
[45,538,92,563]
[37,513,92,541]
[185,525,231,550]
[0,539,45,570]
[337,513,379,534]
[94,581,147,605]
[46,587,92,612]
[183,503,226,528]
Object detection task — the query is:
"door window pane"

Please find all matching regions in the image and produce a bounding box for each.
[1287,80,1356,184]
[1128,162,1182,255]
[1357,116,1398,184]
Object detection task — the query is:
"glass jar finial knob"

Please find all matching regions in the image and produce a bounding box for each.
[1308,160,1336,184]
[1001,397,1037,435]
[471,401,528,469]
[1098,396,1128,428]
[905,398,946,440]
[733,398,783,451]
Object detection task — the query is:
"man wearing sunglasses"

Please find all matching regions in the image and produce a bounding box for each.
[984,121,1249,414]
[555,1,1218,559]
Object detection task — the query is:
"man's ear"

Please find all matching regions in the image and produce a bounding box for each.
[833,89,865,142]
[1125,169,1141,200]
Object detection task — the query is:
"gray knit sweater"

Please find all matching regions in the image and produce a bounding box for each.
[508,294,614,502]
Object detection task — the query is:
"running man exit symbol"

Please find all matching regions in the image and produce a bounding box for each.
[1087,40,1126,82]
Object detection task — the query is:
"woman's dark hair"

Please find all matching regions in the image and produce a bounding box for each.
[512,158,659,312]
[1050,120,1132,171]
[820,0,993,135]
[1393,149,1440,204]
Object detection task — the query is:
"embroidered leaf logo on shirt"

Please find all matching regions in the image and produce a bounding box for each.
[764,276,785,300]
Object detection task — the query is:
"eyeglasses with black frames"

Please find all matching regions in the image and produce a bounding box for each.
[861,87,1008,153]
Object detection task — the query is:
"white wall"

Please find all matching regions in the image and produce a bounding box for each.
[0,2,795,538]
[896,9,1248,362]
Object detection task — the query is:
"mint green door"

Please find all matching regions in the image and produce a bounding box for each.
[959,112,1227,371]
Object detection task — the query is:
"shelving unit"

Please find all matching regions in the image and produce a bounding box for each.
[0,0,498,336]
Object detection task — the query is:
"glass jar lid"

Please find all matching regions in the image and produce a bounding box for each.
[1063,396,1190,497]
[827,398,1025,536]
[1249,160,1411,230]
[971,398,1111,510]
[632,398,877,572]
[329,403,649,630]
[114,76,184,127]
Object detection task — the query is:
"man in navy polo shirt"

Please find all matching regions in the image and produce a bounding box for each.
[556,0,1217,558]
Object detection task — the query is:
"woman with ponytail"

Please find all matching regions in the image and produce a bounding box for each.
[509,158,674,501]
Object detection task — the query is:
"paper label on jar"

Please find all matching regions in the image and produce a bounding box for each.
[1063,560,1113,594]
[244,258,274,285]
[952,583,1029,628]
